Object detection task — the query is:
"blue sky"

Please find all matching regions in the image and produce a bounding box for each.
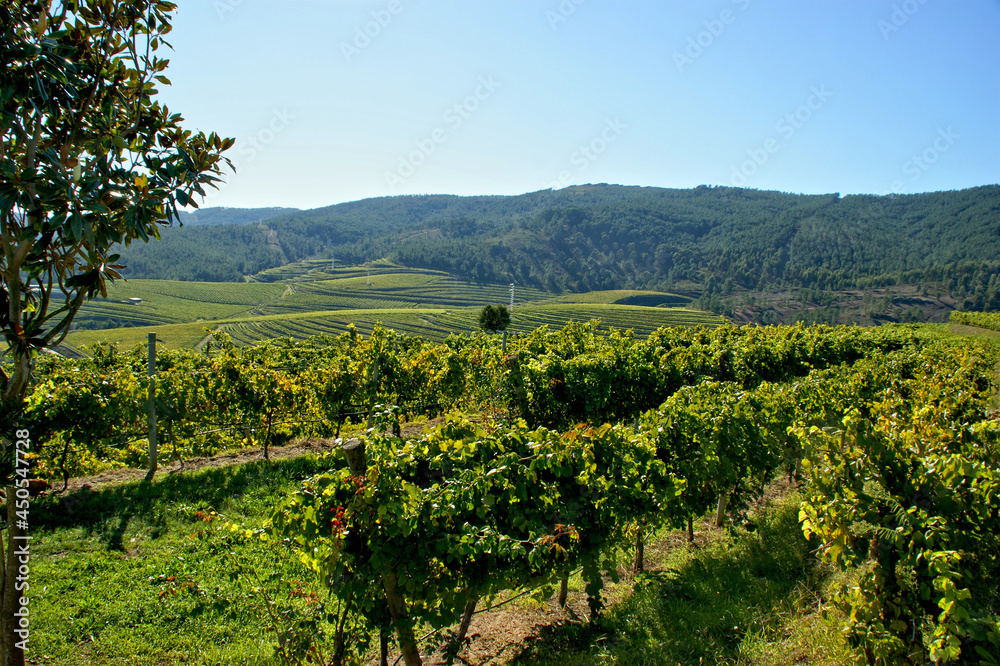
[159,0,1000,210]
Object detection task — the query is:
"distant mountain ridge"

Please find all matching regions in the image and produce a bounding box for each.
[117,184,1000,313]
[176,206,300,226]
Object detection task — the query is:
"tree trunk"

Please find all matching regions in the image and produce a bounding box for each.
[0,355,31,411]
[331,590,353,666]
[381,569,422,666]
[455,594,477,646]
[360,390,417,666]
[557,571,569,608]
[1,490,26,666]
[687,515,694,543]
[380,629,390,666]
[1,342,30,666]
[633,524,645,574]
[714,491,730,528]
[446,594,478,665]
[588,591,602,623]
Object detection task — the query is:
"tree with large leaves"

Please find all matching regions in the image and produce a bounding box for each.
[0,2,232,663]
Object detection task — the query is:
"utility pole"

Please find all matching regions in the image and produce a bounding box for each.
[504,283,515,353]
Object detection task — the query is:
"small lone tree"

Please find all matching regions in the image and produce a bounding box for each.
[1,2,232,663]
[478,304,510,334]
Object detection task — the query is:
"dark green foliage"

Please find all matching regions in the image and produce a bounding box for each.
[115,225,287,281]
[177,206,299,226]
[478,304,510,332]
[113,185,1000,309]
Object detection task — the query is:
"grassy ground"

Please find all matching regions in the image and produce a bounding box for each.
[509,487,853,665]
[30,443,854,665]
[30,454,338,665]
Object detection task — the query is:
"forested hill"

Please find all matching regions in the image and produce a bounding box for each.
[176,206,299,226]
[118,184,1000,309]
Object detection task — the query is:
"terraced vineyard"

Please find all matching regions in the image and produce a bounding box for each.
[74,279,287,330]
[64,260,721,351]
[552,289,691,306]
[65,320,222,351]
[220,308,451,346]
[424,304,721,336]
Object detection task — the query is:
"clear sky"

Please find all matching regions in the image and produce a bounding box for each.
[158,0,1000,210]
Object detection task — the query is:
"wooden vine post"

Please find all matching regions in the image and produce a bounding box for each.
[144,332,158,482]
[714,490,730,528]
[633,520,645,574]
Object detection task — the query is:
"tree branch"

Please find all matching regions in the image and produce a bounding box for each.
[42,290,85,348]
[63,4,124,155]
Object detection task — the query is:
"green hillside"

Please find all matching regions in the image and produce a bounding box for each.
[64,262,718,351]
[113,184,1000,317]
[73,280,287,330]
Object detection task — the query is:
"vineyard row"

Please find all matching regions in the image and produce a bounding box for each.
[9,320,1000,663]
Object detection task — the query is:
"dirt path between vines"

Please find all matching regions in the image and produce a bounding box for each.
[386,479,794,666]
[380,524,720,666]
[54,419,442,495]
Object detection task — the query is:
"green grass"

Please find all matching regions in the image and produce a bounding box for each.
[509,490,853,666]
[31,454,343,665]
